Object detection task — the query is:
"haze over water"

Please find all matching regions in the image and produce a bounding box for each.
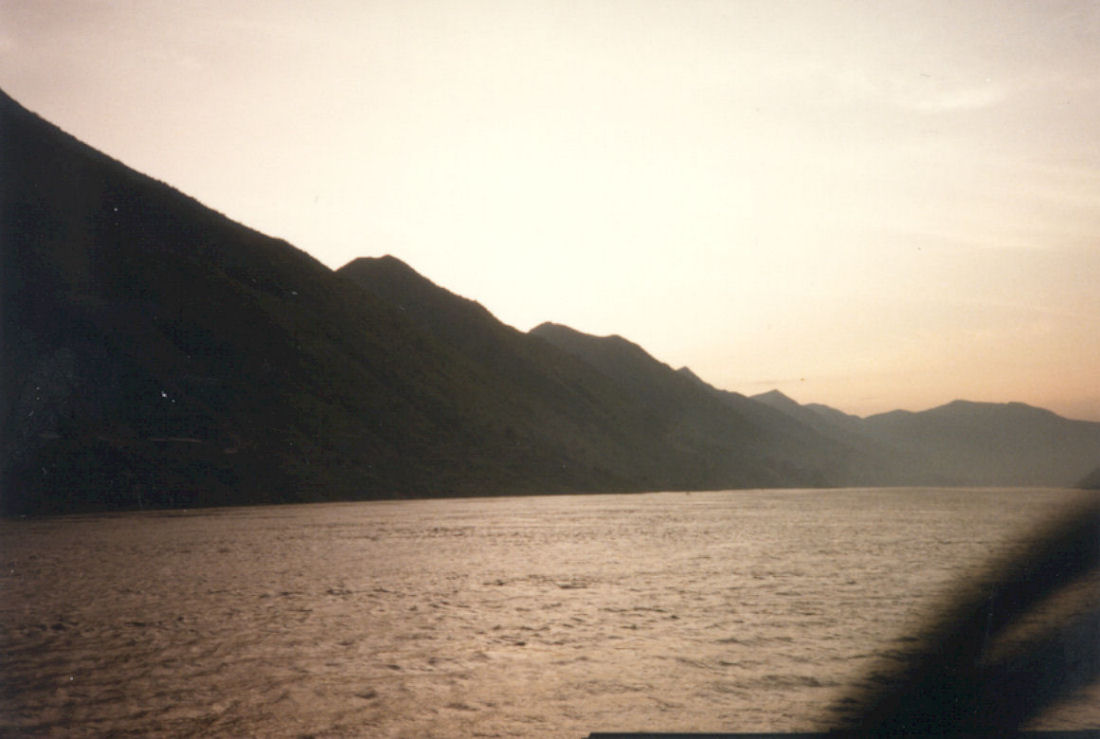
[2,487,1097,736]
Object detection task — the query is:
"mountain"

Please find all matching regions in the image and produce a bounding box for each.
[4,86,1097,515]
[753,390,865,437]
[749,389,914,482]
[752,391,1100,487]
[340,259,849,490]
[338,256,735,491]
[2,88,656,513]
[862,400,1100,487]
[3,87,579,512]
[1,88,844,514]
[530,324,857,486]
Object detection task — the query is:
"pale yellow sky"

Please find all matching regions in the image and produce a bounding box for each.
[3,0,1099,419]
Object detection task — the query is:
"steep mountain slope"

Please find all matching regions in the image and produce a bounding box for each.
[341,258,850,490]
[0,89,627,512]
[752,390,868,437]
[529,323,856,486]
[5,86,1094,515]
[337,256,729,491]
[2,89,846,514]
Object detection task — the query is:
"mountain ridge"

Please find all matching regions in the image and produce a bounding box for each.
[340,257,846,490]
[753,390,1100,487]
[2,87,616,511]
[4,86,1099,514]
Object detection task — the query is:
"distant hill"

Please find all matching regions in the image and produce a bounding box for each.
[753,391,1100,487]
[862,400,1100,487]
[4,86,1098,515]
[753,390,865,437]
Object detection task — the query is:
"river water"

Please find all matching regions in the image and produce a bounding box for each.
[1,487,1097,737]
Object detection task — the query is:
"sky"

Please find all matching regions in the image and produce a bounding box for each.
[2,0,1099,420]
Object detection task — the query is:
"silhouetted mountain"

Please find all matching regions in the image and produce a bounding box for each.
[5,88,604,512]
[862,400,1100,486]
[342,260,855,489]
[751,390,1100,487]
[1,89,845,514]
[683,377,858,462]
[4,86,1096,515]
[803,402,865,431]
[338,256,761,491]
[752,390,866,437]
[2,88,672,512]
[530,324,857,486]
[745,390,912,484]
[674,366,708,388]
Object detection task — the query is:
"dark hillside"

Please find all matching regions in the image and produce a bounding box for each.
[6,86,1091,514]
[0,89,614,512]
[338,256,737,491]
[752,390,867,439]
[749,392,1100,487]
[341,258,848,490]
[2,89,843,514]
[530,323,855,486]
[749,390,914,483]
[862,400,1100,486]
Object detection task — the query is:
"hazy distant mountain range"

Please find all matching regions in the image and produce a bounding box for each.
[3,88,1098,514]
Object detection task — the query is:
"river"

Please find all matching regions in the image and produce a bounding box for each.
[1,487,1096,736]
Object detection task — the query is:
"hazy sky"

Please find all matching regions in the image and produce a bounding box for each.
[3,1,1099,420]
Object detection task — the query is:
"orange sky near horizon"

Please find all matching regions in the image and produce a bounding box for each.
[2,1,1098,420]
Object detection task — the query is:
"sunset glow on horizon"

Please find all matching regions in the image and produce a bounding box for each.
[2,0,1098,420]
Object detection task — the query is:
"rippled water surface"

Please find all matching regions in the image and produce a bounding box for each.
[2,487,1097,736]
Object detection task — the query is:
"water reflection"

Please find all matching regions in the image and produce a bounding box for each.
[1,488,1095,736]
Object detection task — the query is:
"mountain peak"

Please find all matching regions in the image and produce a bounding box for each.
[338,254,502,334]
[926,399,1064,423]
[339,254,424,282]
[530,320,568,335]
[529,323,659,365]
[754,389,797,404]
[676,366,707,386]
[751,389,804,416]
[343,254,407,268]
